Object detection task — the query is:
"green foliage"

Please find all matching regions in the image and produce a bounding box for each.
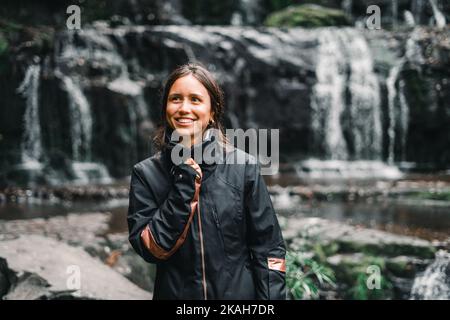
[349,268,394,300]
[264,4,350,28]
[0,19,54,54]
[336,239,436,259]
[286,251,336,300]
[0,33,7,56]
[312,241,339,263]
[414,190,450,201]
[334,255,394,300]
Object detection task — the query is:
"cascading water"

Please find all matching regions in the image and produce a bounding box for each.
[311,29,348,160]
[341,0,353,19]
[412,0,425,25]
[54,27,151,184]
[61,75,93,162]
[387,64,401,165]
[386,61,410,164]
[404,10,416,27]
[339,29,382,160]
[389,72,409,164]
[16,63,43,167]
[429,0,446,29]
[231,0,261,25]
[9,19,446,184]
[305,28,401,179]
[410,250,450,300]
[311,28,382,161]
[398,79,409,161]
[385,25,429,165]
[392,0,399,28]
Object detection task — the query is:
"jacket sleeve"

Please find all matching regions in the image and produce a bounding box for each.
[245,161,286,300]
[127,159,202,263]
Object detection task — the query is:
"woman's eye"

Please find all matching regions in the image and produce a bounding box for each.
[191,97,200,102]
[171,96,181,102]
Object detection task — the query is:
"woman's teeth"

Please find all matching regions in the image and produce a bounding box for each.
[177,118,194,123]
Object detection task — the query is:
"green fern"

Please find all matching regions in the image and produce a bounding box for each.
[286,251,336,300]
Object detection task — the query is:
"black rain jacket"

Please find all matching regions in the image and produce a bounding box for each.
[127,130,286,300]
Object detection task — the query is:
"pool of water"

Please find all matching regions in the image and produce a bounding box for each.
[1,193,448,241]
[274,198,450,241]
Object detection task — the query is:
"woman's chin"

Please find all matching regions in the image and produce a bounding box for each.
[174,127,193,135]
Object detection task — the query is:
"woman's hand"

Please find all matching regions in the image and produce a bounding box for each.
[184,157,202,181]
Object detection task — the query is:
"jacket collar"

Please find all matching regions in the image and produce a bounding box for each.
[162,127,222,178]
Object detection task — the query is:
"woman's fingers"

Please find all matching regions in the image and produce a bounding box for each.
[184,158,202,179]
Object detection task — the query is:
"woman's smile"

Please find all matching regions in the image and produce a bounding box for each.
[174,116,197,126]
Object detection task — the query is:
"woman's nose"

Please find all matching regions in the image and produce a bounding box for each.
[178,99,192,113]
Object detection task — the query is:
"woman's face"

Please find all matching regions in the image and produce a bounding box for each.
[166,74,212,146]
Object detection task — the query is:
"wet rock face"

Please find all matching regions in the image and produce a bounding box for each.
[1,23,450,186]
[0,212,156,296]
[0,234,153,300]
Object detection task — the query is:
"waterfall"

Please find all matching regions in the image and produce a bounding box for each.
[311,28,381,161]
[106,42,150,163]
[386,26,421,165]
[311,29,348,160]
[398,79,409,161]
[339,29,382,160]
[429,0,446,29]
[406,29,425,67]
[392,0,399,28]
[16,64,43,165]
[341,0,353,19]
[231,0,260,25]
[411,250,450,300]
[387,64,409,164]
[55,28,150,179]
[386,62,406,164]
[412,0,425,25]
[240,0,260,25]
[61,75,92,161]
[404,10,416,27]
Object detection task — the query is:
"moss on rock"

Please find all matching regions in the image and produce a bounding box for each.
[264,4,350,28]
[337,239,436,259]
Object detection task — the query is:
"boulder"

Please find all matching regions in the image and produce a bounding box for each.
[281,216,436,259]
[0,212,156,293]
[0,234,152,300]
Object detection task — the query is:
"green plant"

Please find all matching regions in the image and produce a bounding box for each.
[349,269,394,300]
[0,33,7,56]
[264,4,350,28]
[286,250,336,299]
[414,190,450,201]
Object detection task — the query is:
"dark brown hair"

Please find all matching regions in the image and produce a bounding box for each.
[153,62,228,150]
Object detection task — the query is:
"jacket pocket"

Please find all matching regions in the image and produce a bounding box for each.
[216,175,243,223]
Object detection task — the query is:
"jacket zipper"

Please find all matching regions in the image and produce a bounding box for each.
[207,192,226,254]
[197,197,207,300]
[212,207,225,252]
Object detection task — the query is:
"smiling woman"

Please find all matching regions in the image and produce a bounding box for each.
[127,62,286,300]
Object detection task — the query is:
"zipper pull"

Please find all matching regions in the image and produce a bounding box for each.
[212,208,220,227]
